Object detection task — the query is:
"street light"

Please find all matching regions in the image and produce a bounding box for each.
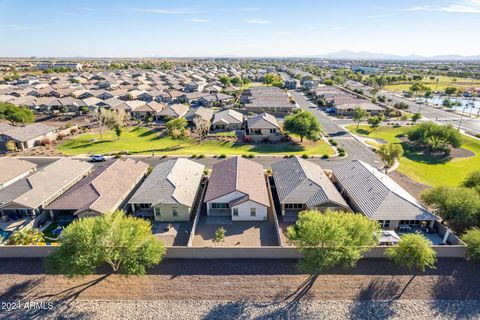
[457,104,468,131]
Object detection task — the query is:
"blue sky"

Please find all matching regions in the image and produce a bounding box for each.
[0,0,479,57]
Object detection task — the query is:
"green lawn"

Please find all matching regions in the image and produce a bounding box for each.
[384,76,480,93]
[347,125,480,187]
[58,127,335,156]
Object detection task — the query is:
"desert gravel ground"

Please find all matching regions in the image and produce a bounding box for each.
[1,258,480,319]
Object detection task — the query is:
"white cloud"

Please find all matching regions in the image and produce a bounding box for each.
[192,18,209,23]
[247,19,271,25]
[405,1,480,13]
[131,8,195,14]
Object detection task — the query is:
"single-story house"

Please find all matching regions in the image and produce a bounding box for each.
[204,156,270,221]
[0,158,93,219]
[271,157,350,217]
[185,107,214,125]
[331,160,438,230]
[132,101,166,119]
[46,159,149,219]
[0,123,58,151]
[245,113,282,142]
[334,103,385,116]
[212,109,244,131]
[157,103,188,119]
[0,158,37,190]
[129,158,205,221]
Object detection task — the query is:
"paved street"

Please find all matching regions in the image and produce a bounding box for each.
[344,80,480,136]
[290,90,380,166]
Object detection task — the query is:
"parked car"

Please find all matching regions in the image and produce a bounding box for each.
[90,154,106,162]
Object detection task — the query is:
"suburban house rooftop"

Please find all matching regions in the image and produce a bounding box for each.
[332,160,437,221]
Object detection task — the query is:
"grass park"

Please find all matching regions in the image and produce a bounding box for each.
[58,126,335,156]
[346,124,480,187]
[383,75,480,93]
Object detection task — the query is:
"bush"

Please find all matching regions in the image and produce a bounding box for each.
[322,154,330,159]
[5,140,16,151]
[57,132,68,140]
[301,154,309,159]
[70,128,78,134]
[40,138,51,146]
[219,154,227,158]
[198,154,205,158]
[191,154,197,158]
[242,154,249,158]
[462,228,480,261]
[329,139,338,146]
[248,154,255,158]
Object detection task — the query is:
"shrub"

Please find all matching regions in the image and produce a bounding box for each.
[301,154,309,159]
[70,128,78,134]
[40,138,51,146]
[462,228,480,261]
[329,140,338,146]
[114,154,123,159]
[219,154,227,158]
[322,154,330,159]
[57,132,68,140]
[248,154,255,158]
[203,169,209,176]
[5,140,16,151]
[198,154,205,158]
[191,154,197,158]
[242,154,249,158]
[65,121,74,128]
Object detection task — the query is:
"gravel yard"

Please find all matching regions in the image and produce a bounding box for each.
[1,258,480,319]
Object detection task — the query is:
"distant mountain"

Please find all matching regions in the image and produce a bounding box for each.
[315,50,480,61]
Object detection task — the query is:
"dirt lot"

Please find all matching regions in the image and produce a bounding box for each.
[0,258,479,303]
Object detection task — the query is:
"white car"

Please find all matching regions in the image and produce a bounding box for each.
[90,154,106,162]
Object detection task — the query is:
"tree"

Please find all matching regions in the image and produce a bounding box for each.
[353,107,367,129]
[412,112,422,123]
[92,108,117,140]
[193,116,211,141]
[166,117,189,140]
[6,228,43,245]
[462,228,480,261]
[46,211,166,276]
[263,73,284,87]
[283,111,321,142]
[213,227,226,246]
[0,102,35,126]
[367,115,382,130]
[219,76,231,87]
[445,87,458,98]
[114,125,123,140]
[378,143,404,169]
[408,122,461,154]
[287,210,380,273]
[421,186,480,231]
[230,76,243,86]
[385,234,437,272]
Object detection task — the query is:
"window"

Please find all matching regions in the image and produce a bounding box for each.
[172,209,178,217]
[250,208,256,216]
[269,129,277,134]
[379,220,390,228]
[154,207,161,216]
[211,203,229,209]
[233,208,239,216]
[139,203,150,209]
[285,203,303,209]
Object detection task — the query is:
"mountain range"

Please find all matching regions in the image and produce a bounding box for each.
[314,50,480,61]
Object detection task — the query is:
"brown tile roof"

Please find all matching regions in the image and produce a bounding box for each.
[204,156,269,207]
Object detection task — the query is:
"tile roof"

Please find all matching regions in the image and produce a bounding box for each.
[272,157,349,209]
[46,159,148,215]
[129,158,204,207]
[204,156,269,207]
[332,160,437,221]
[0,158,37,188]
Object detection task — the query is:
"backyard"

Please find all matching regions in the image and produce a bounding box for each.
[58,126,335,156]
[383,75,480,93]
[347,124,480,187]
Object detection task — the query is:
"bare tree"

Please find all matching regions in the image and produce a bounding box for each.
[194,116,211,141]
